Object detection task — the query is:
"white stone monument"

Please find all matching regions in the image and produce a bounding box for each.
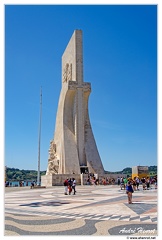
[46,30,104,176]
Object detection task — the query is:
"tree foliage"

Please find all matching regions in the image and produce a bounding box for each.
[6,165,157,181]
[105,166,157,175]
[6,167,46,181]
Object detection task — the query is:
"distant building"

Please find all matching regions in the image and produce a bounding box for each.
[132,166,149,179]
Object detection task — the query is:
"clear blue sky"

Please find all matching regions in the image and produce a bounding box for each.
[5,4,157,172]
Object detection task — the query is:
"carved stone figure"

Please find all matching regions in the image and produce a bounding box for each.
[46,140,59,174]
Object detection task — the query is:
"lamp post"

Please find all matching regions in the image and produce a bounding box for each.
[37,87,42,186]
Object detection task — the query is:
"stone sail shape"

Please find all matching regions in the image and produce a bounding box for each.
[46,30,105,175]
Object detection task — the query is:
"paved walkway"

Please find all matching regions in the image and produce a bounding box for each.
[5,185,157,236]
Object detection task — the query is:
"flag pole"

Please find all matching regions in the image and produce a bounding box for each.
[37,86,42,186]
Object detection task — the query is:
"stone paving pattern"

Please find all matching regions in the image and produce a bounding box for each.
[5,185,157,236]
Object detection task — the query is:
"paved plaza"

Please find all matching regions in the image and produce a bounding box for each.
[5,184,157,236]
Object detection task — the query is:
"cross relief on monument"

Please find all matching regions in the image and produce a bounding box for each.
[68,81,91,92]
[46,30,105,176]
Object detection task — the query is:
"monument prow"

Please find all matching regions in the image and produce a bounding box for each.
[46,30,105,177]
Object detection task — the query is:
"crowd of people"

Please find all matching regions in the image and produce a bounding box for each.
[84,174,158,190]
[86,175,116,186]
[63,178,76,195]
[118,175,157,191]
[5,180,30,187]
[119,175,158,204]
[63,175,157,205]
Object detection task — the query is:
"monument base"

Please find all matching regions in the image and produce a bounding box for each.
[41,174,83,187]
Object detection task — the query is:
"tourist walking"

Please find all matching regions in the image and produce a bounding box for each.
[117,177,120,186]
[141,177,146,190]
[136,176,140,190]
[132,179,137,191]
[106,177,109,185]
[63,178,69,195]
[120,177,124,190]
[154,176,157,189]
[123,177,128,190]
[30,181,34,189]
[146,177,150,190]
[87,176,90,185]
[91,177,96,186]
[102,178,106,185]
[72,178,76,195]
[126,181,134,204]
[68,178,73,195]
